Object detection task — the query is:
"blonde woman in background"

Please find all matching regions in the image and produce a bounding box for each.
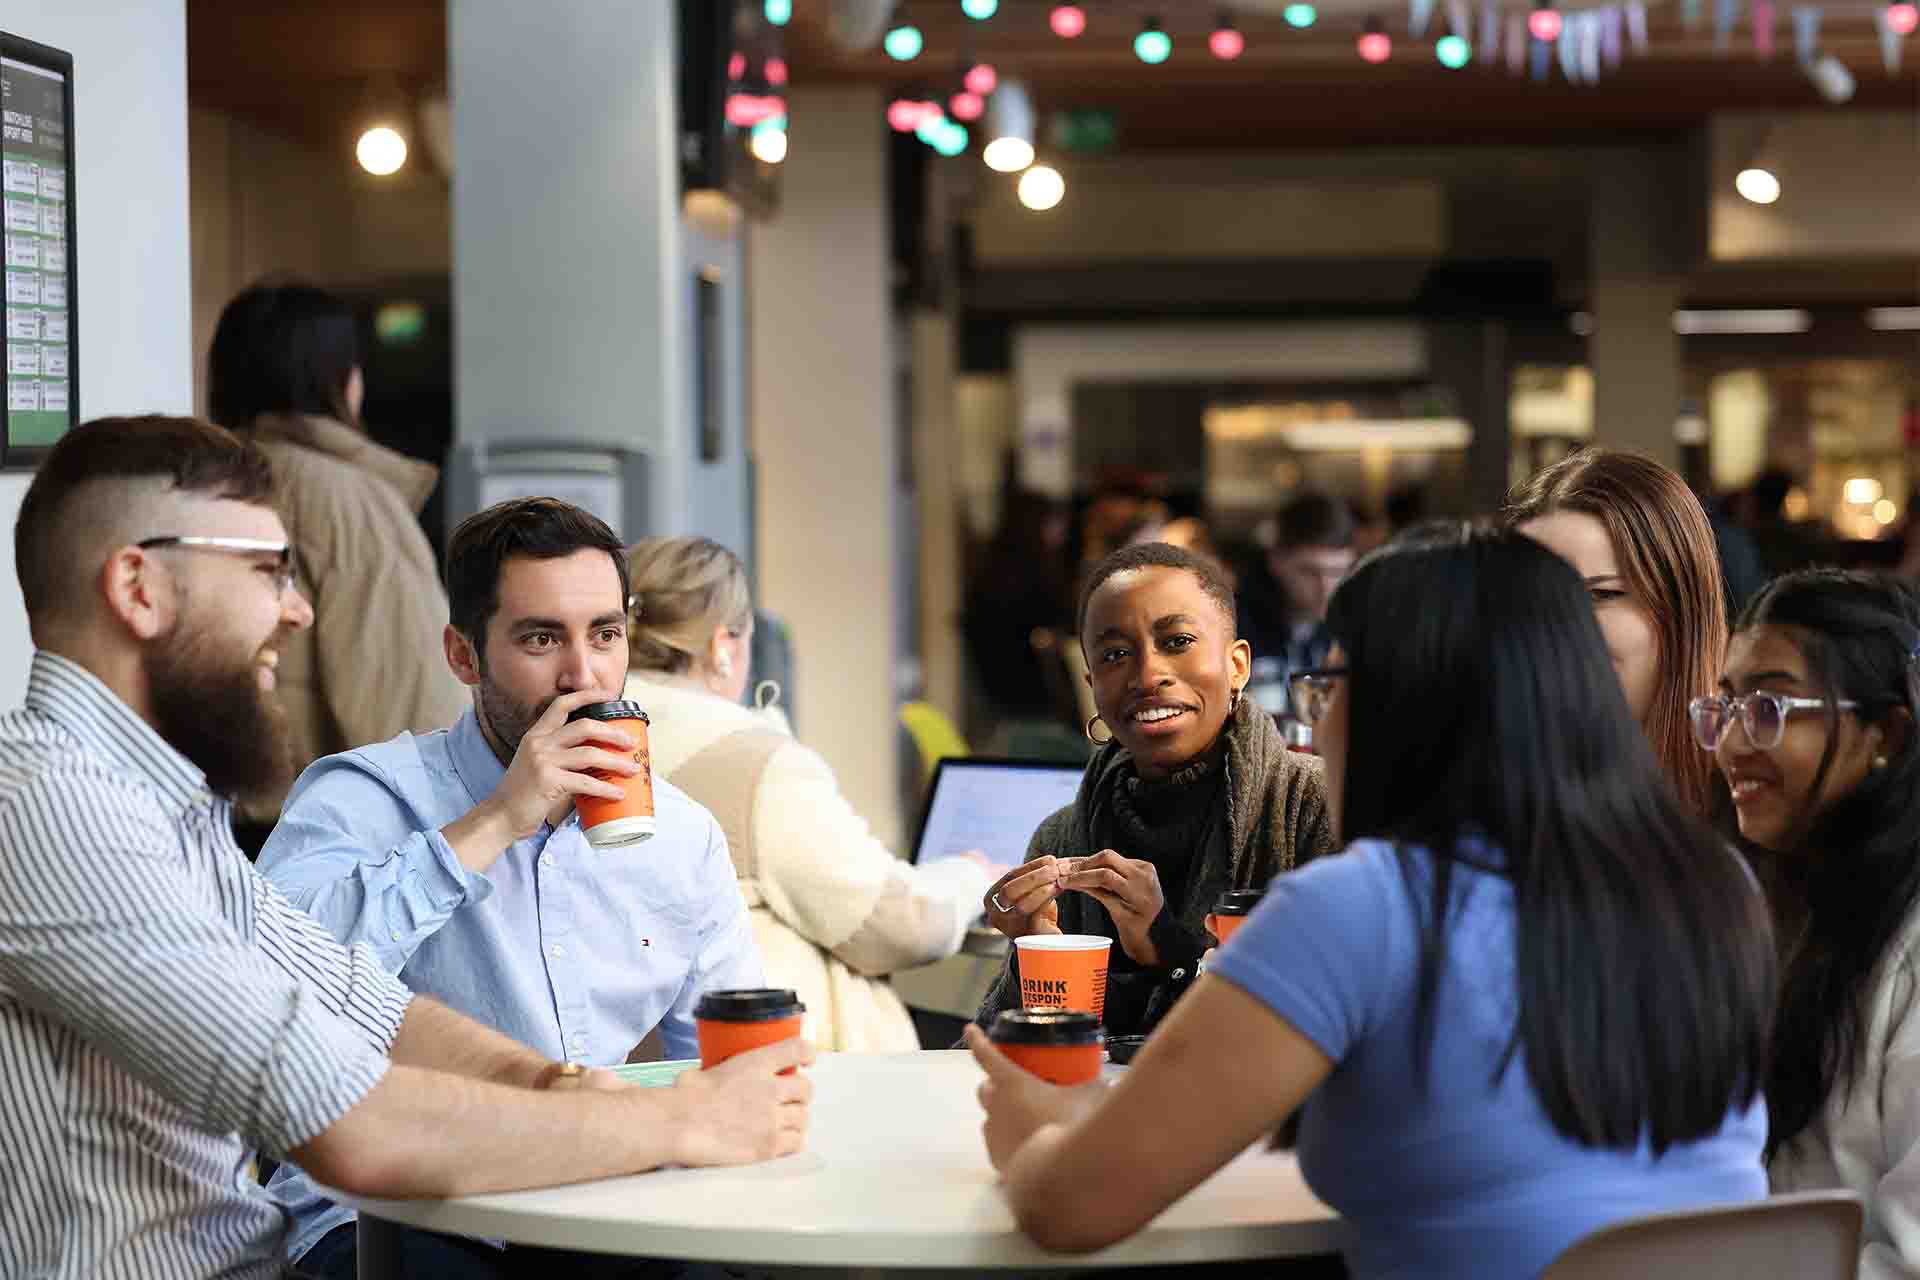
[624,537,1009,1053]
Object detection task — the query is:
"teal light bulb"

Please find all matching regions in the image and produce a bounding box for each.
[1284,4,1318,27]
[764,0,792,25]
[1436,34,1471,67]
[961,0,999,18]
[933,121,970,156]
[1134,28,1173,63]
[884,25,924,60]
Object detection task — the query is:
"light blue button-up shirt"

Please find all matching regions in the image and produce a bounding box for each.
[257,709,761,1261]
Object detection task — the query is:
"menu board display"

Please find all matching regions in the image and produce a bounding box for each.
[1,34,75,463]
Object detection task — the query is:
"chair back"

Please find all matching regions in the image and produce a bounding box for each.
[899,701,969,780]
[1543,1190,1863,1280]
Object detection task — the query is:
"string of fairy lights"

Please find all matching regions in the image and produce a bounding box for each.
[730,0,1916,210]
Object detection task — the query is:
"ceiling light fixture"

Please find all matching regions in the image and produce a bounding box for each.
[1210,13,1247,58]
[1049,5,1088,37]
[1018,164,1066,211]
[1358,16,1393,61]
[1529,0,1564,41]
[356,125,407,176]
[884,24,924,60]
[1734,166,1781,204]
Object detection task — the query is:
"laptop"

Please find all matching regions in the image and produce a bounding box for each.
[909,757,1085,870]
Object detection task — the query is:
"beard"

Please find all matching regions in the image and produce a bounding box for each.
[474,667,552,764]
[147,613,294,799]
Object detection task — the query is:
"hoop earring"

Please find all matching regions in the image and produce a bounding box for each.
[1085,715,1114,745]
[754,679,783,710]
[1874,754,1890,771]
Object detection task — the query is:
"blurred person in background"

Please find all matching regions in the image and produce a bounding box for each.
[1702,570,1920,1276]
[977,543,1334,1039]
[962,488,1072,734]
[969,528,1774,1278]
[208,280,466,857]
[1235,492,1356,718]
[1735,466,1828,577]
[626,536,1010,1053]
[1504,448,1729,817]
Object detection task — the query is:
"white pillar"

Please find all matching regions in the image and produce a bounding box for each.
[1589,152,1686,465]
[750,87,902,846]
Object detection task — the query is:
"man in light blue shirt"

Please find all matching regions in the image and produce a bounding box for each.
[259,497,763,1278]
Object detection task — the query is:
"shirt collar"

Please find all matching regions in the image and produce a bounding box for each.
[25,651,208,810]
[448,708,508,804]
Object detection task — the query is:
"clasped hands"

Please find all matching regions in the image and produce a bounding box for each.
[983,850,1165,966]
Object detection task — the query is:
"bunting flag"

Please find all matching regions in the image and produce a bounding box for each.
[1447,0,1472,46]
[1879,6,1904,72]
[1411,0,1437,36]
[1714,0,1742,50]
[1511,13,1532,73]
[1531,23,1552,76]
[1683,0,1704,28]
[1603,7,1624,66]
[1792,5,1822,61]
[1558,19,1581,77]
[1481,0,1502,61]
[1627,1,1650,52]
[1581,13,1604,79]
[1754,0,1776,57]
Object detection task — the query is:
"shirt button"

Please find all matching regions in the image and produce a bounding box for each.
[541,853,555,869]
[550,944,564,958]
[390,931,401,942]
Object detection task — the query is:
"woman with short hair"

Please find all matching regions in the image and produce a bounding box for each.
[975,541,1335,1039]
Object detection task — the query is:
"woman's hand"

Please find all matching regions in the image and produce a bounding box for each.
[1060,850,1166,965]
[964,1024,1106,1173]
[984,857,1067,941]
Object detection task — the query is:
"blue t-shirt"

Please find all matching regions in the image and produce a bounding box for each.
[1207,839,1767,1280]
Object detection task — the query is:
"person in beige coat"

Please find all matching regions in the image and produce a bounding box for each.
[208,282,468,851]
[624,536,1006,1053]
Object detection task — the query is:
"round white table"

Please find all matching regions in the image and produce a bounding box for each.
[336,1050,1343,1274]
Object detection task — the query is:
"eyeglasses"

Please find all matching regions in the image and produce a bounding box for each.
[137,536,298,596]
[1688,691,1859,752]
[1288,666,1349,727]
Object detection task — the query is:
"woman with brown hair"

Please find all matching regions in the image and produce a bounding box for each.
[1502,448,1730,814]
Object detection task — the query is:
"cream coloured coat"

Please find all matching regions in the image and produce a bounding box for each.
[625,674,995,1053]
[1771,906,1920,1278]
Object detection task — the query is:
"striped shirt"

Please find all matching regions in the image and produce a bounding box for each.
[0,651,414,1279]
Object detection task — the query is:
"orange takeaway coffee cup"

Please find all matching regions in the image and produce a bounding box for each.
[1206,889,1265,945]
[566,700,655,847]
[695,988,806,1071]
[1013,933,1113,1022]
[989,1009,1105,1085]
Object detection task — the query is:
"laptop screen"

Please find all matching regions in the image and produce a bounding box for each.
[911,758,1085,868]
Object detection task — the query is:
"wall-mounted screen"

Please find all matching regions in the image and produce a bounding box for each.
[2,33,76,465]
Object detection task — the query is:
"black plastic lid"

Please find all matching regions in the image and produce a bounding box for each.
[567,700,650,725]
[990,1009,1104,1046]
[694,988,805,1022]
[1212,889,1266,916]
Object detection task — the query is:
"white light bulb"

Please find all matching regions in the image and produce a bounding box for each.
[983,136,1036,173]
[356,126,408,176]
[751,127,788,164]
[1734,167,1780,205]
[1017,164,1065,211]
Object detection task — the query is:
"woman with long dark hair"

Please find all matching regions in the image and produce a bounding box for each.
[1504,448,1729,815]
[1699,569,1920,1273]
[969,528,1775,1278]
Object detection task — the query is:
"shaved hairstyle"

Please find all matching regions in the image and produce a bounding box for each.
[15,415,276,637]
[1076,541,1238,635]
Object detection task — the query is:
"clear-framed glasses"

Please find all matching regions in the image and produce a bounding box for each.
[1688,691,1859,752]
[136,536,297,596]
[1288,666,1349,727]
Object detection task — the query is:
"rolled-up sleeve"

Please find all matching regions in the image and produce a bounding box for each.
[258,753,492,972]
[0,776,392,1156]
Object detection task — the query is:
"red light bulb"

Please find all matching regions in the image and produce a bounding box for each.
[1050,5,1087,37]
[1209,26,1246,58]
[949,90,985,121]
[726,94,783,127]
[889,99,934,131]
[765,57,789,86]
[1528,6,1563,40]
[1889,2,1919,35]
[1357,30,1392,61]
[727,52,746,80]
[964,62,998,95]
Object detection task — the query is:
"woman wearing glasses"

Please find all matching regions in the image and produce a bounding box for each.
[1696,569,1920,1274]
[976,542,1335,1039]
[1503,448,1729,815]
[969,528,1774,1279]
